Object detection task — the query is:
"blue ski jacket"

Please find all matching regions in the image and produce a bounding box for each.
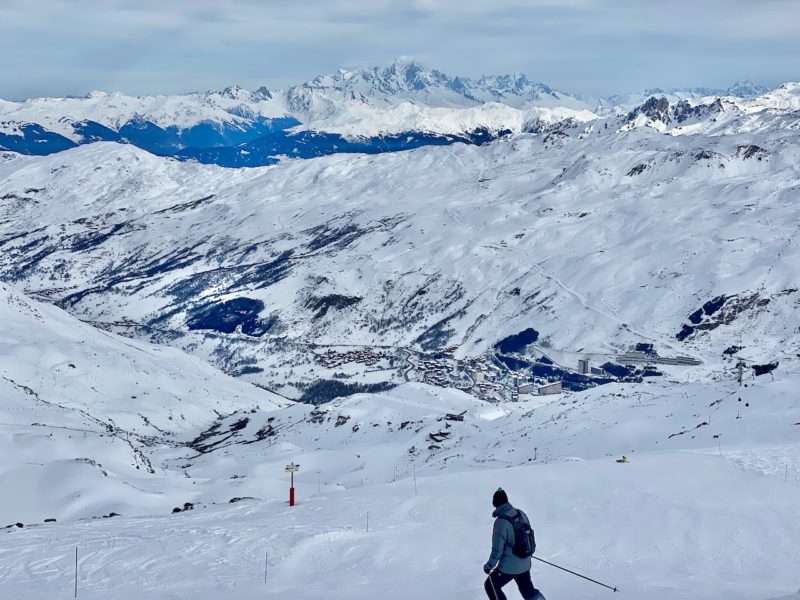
[486,502,532,575]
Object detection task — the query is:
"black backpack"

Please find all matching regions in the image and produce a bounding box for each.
[498,510,536,558]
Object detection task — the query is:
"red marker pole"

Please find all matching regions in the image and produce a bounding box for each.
[285,463,299,507]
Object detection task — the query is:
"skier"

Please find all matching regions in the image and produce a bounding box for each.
[483,488,545,600]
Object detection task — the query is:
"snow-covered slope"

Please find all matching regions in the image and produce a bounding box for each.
[0,60,783,142]
[1,130,799,596]
[0,59,588,140]
[285,58,590,114]
[0,281,287,430]
[3,451,800,600]
[2,371,799,599]
[2,61,800,600]
[175,365,800,518]
[0,113,798,399]
[617,84,800,136]
[0,282,287,523]
[604,79,770,110]
[290,100,597,138]
[0,87,284,142]
[2,273,798,594]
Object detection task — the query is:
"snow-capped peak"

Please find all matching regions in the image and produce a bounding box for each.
[300,58,453,97]
[217,84,249,100]
[726,79,769,98]
[748,82,800,112]
[282,58,592,129]
[84,90,110,99]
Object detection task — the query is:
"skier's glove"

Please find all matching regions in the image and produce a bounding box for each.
[483,562,494,574]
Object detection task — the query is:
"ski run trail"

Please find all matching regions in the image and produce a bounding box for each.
[2,450,800,600]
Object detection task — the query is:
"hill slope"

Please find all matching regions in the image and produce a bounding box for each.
[0,282,287,523]
[0,117,798,399]
[2,373,800,600]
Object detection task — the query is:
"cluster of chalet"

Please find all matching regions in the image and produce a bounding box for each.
[316,347,392,369]
[312,346,660,404]
[415,349,566,402]
[418,358,466,388]
[470,360,508,400]
[414,347,687,403]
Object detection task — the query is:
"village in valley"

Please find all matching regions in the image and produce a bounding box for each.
[312,345,592,403]
[309,340,706,404]
[408,347,566,402]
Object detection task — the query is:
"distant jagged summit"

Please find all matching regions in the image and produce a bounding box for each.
[284,57,585,113]
[725,79,769,98]
[322,57,454,94]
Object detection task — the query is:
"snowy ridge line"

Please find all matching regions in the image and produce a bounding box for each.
[0,59,798,162]
[0,60,789,133]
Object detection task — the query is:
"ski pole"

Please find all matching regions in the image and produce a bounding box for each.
[486,566,501,600]
[532,556,618,592]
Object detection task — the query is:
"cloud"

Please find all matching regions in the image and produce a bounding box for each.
[0,0,797,99]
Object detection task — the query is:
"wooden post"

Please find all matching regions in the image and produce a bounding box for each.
[264,551,268,584]
[74,546,78,598]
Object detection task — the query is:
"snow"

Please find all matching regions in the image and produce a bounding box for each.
[0,289,798,600]
[1,117,798,396]
[1,59,800,600]
[0,282,288,524]
[296,101,597,137]
[1,281,799,599]
[0,120,24,137]
[0,90,287,141]
[744,83,800,112]
[2,406,800,600]
[3,59,789,142]
[0,282,288,430]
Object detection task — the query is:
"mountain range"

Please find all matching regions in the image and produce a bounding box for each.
[2,87,798,400]
[1,59,795,167]
[3,59,800,599]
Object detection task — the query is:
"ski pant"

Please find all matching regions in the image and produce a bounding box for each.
[484,569,538,600]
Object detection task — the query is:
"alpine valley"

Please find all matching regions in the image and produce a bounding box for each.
[1,60,799,600]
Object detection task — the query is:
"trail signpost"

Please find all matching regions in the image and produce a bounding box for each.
[285,462,300,506]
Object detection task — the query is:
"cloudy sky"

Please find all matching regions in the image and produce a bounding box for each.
[1,0,798,100]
